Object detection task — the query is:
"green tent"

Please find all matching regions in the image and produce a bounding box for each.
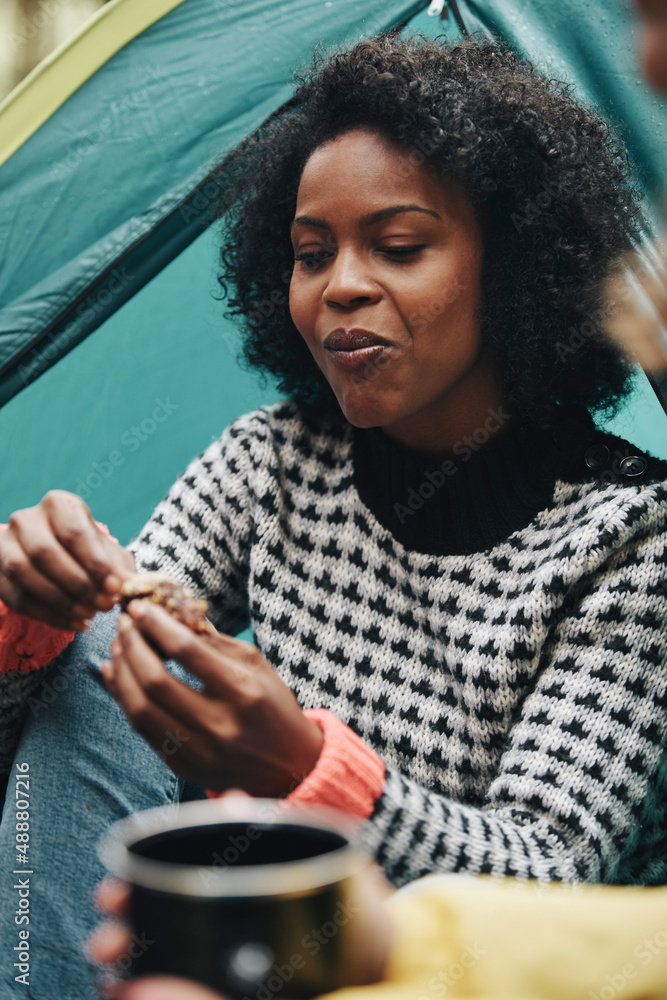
[1,0,665,644]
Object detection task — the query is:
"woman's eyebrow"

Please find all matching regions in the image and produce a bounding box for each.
[359,204,442,226]
[290,204,441,231]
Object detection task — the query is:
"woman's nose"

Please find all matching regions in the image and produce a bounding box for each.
[324,248,380,308]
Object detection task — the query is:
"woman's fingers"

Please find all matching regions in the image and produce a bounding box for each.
[0,528,97,627]
[109,603,321,795]
[12,509,107,604]
[107,631,195,764]
[125,601,256,695]
[0,490,136,627]
[0,577,91,632]
[43,490,125,576]
[113,615,219,733]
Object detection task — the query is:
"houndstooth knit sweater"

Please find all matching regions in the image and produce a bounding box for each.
[124,399,667,888]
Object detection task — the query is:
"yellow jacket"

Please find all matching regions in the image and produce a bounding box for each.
[325,875,667,1000]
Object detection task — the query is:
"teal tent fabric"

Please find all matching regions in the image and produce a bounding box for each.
[1,0,665,572]
[0,0,429,405]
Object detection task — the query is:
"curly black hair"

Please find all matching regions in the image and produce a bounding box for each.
[211,32,642,424]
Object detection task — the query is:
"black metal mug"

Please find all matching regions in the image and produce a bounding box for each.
[98,798,380,999]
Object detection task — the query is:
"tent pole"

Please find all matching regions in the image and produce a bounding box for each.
[448,0,468,36]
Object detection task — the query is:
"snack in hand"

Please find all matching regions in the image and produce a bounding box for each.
[117,572,213,634]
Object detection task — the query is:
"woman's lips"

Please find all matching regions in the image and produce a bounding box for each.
[325,344,392,372]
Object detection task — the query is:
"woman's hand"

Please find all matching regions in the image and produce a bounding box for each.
[0,490,135,631]
[102,600,324,795]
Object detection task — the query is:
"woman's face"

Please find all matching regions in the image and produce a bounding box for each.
[289,128,503,454]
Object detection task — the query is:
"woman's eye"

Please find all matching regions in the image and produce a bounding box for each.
[379,244,428,258]
[293,243,428,271]
[293,250,333,271]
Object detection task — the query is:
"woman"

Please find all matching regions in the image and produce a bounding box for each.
[1,31,666,998]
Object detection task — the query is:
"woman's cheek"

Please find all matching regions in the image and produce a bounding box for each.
[408,310,428,336]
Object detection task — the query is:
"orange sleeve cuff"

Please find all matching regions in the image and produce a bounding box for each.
[207,709,386,821]
[0,521,115,675]
[285,709,386,820]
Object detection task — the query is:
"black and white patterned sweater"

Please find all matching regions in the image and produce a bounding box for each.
[1,400,666,886]
[125,400,667,888]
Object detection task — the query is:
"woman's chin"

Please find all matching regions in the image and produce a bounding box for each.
[337,400,399,429]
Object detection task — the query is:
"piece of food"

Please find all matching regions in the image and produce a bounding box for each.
[117,572,213,634]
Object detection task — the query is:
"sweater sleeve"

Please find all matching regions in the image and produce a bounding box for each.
[285,708,386,819]
[128,417,257,636]
[355,526,667,887]
[0,522,114,772]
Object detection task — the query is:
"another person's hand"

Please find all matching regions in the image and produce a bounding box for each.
[87,878,226,1000]
[88,835,392,999]
[102,600,324,795]
[0,490,135,631]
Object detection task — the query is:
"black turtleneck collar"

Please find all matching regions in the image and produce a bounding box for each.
[351,407,593,556]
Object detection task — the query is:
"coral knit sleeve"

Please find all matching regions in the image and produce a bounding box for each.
[0,522,116,675]
[285,708,387,820]
[206,708,386,822]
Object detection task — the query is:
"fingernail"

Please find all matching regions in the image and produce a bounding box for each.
[127,600,147,619]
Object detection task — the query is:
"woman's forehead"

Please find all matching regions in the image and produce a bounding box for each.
[295,128,471,224]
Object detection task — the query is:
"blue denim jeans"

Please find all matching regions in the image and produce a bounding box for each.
[0,606,205,999]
